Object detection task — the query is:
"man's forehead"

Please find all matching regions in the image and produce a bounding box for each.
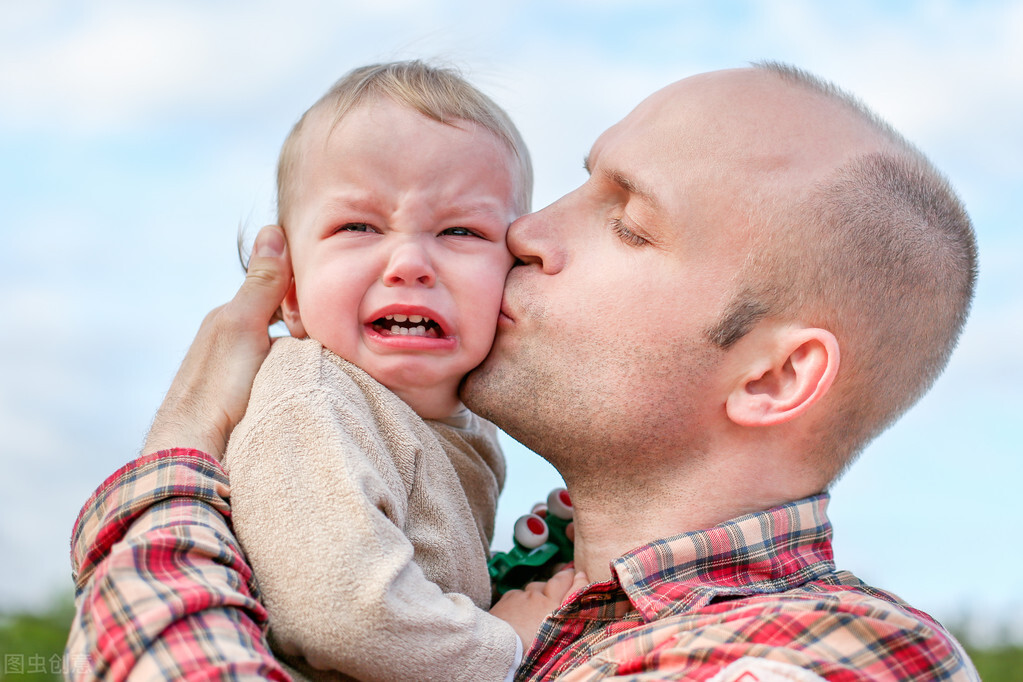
[617,68,886,186]
[582,78,734,188]
[585,73,754,172]
[578,70,803,238]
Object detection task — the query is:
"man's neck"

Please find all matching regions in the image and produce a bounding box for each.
[566,458,820,582]
[569,487,737,581]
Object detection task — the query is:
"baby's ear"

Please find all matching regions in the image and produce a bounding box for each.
[725,326,840,428]
[280,278,307,338]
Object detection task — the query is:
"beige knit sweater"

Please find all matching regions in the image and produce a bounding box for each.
[224,337,516,681]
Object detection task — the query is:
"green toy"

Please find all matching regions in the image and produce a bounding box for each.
[488,488,574,595]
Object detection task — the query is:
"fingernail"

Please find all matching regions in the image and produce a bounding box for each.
[254,227,285,258]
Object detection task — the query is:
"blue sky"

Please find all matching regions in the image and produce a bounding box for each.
[1,0,1020,643]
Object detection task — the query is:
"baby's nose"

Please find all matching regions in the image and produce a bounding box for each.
[383,241,436,287]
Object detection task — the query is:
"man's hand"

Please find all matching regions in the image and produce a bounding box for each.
[143,225,292,460]
[490,568,589,648]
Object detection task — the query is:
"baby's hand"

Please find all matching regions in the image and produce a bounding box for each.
[489,568,589,647]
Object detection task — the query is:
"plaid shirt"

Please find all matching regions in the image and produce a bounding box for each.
[66,449,977,681]
[517,496,978,681]
[65,449,289,681]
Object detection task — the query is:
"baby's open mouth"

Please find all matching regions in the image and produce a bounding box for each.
[371,313,443,338]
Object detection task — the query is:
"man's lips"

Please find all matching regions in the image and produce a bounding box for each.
[497,299,515,325]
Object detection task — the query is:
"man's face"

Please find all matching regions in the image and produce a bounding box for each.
[462,71,803,467]
[283,99,519,416]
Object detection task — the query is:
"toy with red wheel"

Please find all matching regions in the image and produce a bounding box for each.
[488,488,574,595]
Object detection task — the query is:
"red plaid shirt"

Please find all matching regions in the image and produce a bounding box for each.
[65,449,289,680]
[516,497,978,681]
[66,449,977,681]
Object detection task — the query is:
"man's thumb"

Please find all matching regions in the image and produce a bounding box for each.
[252,224,287,260]
[236,225,291,320]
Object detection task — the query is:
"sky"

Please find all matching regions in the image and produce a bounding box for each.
[1,0,1020,644]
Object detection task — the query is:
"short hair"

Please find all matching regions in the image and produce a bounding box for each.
[276,59,533,224]
[708,62,977,480]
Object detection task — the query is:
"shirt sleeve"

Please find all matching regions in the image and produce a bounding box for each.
[225,385,518,682]
[64,449,290,681]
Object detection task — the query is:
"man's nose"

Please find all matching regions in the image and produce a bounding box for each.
[507,199,568,275]
[383,239,436,287]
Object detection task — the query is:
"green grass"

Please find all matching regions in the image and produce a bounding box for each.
[960,640,1023,682]
[0,597,74,682]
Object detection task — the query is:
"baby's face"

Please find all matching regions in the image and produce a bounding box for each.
[282,98,520,418]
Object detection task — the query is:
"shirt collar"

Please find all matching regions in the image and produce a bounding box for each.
[604,494,836,622]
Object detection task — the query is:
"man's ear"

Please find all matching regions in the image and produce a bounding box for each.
[280,278,307,338]
[725,327,840,427]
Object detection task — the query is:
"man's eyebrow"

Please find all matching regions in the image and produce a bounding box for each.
[607,169,658,208]
[583,156,658,207]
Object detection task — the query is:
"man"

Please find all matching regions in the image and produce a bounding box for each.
[67,63,979,680]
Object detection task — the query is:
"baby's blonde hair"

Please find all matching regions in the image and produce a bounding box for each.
[276,60,533,226]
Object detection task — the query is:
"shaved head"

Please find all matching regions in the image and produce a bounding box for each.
[709,63,977,478]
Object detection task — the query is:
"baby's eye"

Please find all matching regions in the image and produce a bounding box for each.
[337,222,376,233]
[440,226,481,238]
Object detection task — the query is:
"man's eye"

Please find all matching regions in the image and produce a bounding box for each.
[610,218,648,247]
[441,226,480,238]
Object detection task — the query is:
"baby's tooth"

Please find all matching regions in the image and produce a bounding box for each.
[393,314,408,323]
[409,315,423,324]
[390,325,401,334]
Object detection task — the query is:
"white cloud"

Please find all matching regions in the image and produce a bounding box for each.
[0,0,465,133]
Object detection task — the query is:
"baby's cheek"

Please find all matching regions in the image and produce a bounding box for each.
[302,297,357,355]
